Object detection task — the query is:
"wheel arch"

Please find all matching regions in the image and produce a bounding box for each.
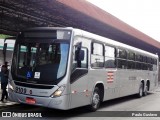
[92,82,105,102]
[146,80,150,91]
[141,80,145,91]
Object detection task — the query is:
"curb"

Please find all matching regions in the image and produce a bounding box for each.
[0,101,19,110]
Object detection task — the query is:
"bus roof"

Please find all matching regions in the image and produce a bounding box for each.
[19,27,158,59]
[73,28,158,59]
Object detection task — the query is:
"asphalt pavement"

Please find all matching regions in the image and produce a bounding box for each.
[0,83,160,120]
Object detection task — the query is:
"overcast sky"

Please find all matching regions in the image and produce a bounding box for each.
[87,0,160,43]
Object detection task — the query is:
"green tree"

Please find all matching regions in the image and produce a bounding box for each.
[0,34,11,39]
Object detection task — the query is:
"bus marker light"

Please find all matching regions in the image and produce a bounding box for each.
[84,89,88,92]
[71,90,77,94]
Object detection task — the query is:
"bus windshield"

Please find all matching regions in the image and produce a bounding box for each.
[11,31,71,85]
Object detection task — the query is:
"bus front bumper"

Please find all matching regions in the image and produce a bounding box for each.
[8,89,70,110]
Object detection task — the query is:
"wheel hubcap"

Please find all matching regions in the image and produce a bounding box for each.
[145,86,148,95]
[140,87,143,96]
[92,92,100,108]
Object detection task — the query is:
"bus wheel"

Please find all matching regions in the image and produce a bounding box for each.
[137,83,143,98]
[143,85,148,96]
[89,87,100,112]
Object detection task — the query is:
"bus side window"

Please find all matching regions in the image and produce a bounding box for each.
[153,59,157,71]
[127,51,135,69]
[91,42,104,68]
[116,48,127,69]
[105,45,116,68]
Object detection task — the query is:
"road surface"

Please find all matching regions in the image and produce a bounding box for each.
[0,87,160,120]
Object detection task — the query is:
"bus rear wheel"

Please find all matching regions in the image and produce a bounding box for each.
[137,83,143,98]
[143,85,148,96]
[89,87,101,112]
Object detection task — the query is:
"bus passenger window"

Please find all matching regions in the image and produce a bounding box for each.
[153,59,157,71]
[117,49,127,59]
[117,59,127,69]
[127,51,135,69]
[105,46,116,68]
[91,42,104,68]
[116,48,127,69]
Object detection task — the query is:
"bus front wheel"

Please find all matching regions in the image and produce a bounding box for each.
[89,87,101,112]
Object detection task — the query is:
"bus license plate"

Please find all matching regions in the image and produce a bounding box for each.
[26,97,36,104]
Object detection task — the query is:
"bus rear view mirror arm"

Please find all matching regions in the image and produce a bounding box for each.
[3,43,7,63]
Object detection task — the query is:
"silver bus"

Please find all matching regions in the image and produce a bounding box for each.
[7,27,159,111]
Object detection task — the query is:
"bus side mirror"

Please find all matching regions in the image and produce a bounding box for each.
[3,43,7,54]
[3,43,7,62]
[75,49,84,61]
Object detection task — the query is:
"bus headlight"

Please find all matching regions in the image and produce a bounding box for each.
[8,82,14,91]
[51,85,65,98]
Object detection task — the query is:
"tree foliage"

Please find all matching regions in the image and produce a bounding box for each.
[0,34,11,39]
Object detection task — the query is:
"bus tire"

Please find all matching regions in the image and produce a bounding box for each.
[143,85,148,96]
[137,83,143,98]
[89,87,101,112]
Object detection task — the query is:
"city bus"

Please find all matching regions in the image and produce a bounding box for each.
[6,27,159,111]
